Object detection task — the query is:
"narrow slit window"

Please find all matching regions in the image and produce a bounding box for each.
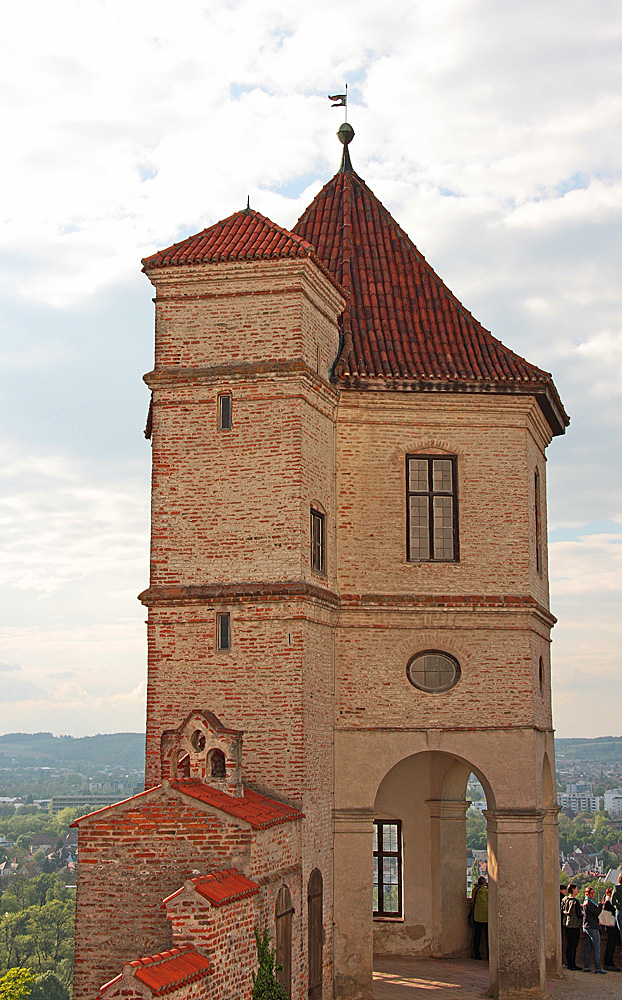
[534,468,542,576]
[218,393,232,431]
[406,455,458,562]
[373,820,402,918]
[310,509,325,574]
[216,612,231,651]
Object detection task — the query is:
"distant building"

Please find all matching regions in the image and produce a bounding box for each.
[604,789,622,818]
[50,794,122,815]
[557,791,601,814]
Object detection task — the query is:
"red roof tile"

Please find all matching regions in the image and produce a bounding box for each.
[293,165,568,434]
[99,945,210,998]
[163,868,260,909]
[142,207,335,279]
[172,780,301,829]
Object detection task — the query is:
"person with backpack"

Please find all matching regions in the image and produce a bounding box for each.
[561,884,582,970]
[582,886,607,973]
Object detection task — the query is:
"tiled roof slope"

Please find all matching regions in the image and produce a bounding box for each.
[143,208,329,275]
[172,780,302,829]
[99,945,211,998]
[163,869,260,909]
[293,166,568,433]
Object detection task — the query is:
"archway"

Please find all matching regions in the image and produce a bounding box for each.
[372,750,495,962]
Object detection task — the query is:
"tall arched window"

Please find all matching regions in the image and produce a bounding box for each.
[275,885,293,998]
[308,869,323,999]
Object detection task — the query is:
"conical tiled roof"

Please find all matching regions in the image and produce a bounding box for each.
[294,163,568,434]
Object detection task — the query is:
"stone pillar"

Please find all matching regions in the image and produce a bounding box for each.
[427,799,471,957]
[543,806,562,978]
[485,808,546,999]
[333,807,374,999]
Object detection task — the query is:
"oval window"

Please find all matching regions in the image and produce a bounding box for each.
[406,651,461,693]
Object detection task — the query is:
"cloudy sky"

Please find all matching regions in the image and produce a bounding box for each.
[1,0,620,738]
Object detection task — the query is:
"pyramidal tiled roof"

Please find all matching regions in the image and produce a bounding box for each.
[142,207,337,283]
[293,161,568,433]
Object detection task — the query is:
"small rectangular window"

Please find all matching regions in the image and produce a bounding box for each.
[218,393,232,431]
[406,455,458,562]
[216,612,231,651]
[373,820,402,918]
[310,509,325,574]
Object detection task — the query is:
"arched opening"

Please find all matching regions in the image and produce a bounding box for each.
[466,772,489,961]
[176,751,190,779]
[372,750,494,964]
[275,885,293,998]
[208,748,226,779]
[308,869,323,999]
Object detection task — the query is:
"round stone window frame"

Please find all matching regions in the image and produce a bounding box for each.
[406,650,461,694]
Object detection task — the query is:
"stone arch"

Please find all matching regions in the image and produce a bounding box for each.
[372,749,495,962]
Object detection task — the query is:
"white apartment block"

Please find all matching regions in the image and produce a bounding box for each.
[604,789,622,818]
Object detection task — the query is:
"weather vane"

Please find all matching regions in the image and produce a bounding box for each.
[328,84,348,122]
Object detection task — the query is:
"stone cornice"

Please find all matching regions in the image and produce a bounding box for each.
[336,377,567,438]
[139,583,555,625]
[144,359,337,397]
[139,580,340,608]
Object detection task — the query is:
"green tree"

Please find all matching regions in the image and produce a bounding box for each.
[466,811,486,850]
[0,967,36,1000]
[30,973,68,1000]
[251,928,287,1000]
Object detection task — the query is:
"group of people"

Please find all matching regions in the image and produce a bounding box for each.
[561,873,622,974]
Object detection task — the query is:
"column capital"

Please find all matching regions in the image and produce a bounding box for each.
[484,807,545,834]
[333,806,375,834]
[543,805,561,820]
[426,798,471,821]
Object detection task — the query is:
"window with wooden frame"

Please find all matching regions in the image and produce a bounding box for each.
[373,820,402,918]
[534,468,542,576]
[216,612,231,651]
[406,455,458,562]
[218,393,232,431]
[310,508,325,574]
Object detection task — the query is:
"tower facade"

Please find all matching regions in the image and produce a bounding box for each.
[73,134,568,1000]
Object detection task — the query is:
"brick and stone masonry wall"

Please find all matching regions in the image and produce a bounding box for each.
[72,786,300,1000]
[141,254,342,996]
[166,872,303,1000]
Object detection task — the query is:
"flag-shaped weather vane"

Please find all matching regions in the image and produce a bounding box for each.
[328,84,348,121]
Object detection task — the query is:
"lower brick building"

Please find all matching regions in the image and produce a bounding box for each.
[73,125,568,999]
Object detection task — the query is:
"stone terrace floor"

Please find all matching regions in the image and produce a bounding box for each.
[373,956,622,999]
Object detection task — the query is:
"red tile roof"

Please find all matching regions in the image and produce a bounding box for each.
[293,164,568,434]
[172,780,302,829]
[163,868,260,909]
[142,209,341,295]
[99,945,210,998]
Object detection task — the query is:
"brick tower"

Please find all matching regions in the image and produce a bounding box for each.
[73,127,568,1000]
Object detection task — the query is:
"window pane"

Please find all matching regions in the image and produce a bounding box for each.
[372,884,378,910]
[408,458,429,491]
[409,496,429,560]
[433,496,453,559]
[432,459,452,492]
[373,825,378,852]
[383,884,399,913]
[383,824,398,853]
[219,394,232,430]
[407,653,459,692]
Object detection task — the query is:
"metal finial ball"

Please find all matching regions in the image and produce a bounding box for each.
[337,122,354,145]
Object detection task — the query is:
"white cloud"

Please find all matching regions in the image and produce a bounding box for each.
[550,533,622,595]
[1,0,621,735]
